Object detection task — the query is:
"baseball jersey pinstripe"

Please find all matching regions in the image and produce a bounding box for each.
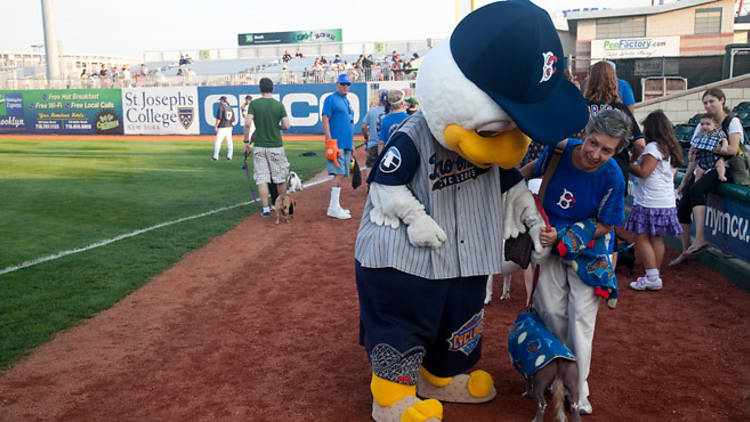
[354,112,505,280]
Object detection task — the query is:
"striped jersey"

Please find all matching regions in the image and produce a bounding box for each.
[354,111,507,280]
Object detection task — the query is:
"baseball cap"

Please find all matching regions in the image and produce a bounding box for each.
[387,89,405,106]
[449,0,588,144]
[219,96,227,102]
[336,73,352,84]
[245,95,252,100]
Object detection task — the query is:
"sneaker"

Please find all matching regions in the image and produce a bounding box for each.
[226,157,232,161]
[578,397,593,415]
[327,207,351,220]
[261,207,271,217]
[629,276,662,291]
[211,157,218,161]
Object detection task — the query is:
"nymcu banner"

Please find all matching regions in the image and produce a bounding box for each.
[704,193,750,264]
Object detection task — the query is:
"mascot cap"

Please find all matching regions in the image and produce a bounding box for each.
[449,0,588,144]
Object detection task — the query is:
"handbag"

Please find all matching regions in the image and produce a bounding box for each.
[727,145,750,187]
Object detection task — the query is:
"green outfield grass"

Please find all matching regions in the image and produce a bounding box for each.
[0,138,326,370]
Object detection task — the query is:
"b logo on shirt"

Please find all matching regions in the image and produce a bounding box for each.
[539,51,557,83]
[556,188,576,210]
[380,146,402,173]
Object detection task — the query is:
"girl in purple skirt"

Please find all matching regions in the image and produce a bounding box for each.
[626,111,685,291]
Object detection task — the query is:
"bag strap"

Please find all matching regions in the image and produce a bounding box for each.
[536,139,568,203]
[524,139,567,311]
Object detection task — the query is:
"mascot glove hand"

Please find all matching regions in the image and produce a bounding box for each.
[502,182,539,240]
[368,183,402,229]
[405,213,447,249]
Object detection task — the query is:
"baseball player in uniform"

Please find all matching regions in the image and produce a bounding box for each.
[353,2,590,421]
[213,96,235,161]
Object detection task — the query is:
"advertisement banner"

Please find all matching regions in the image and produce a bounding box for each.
[238,29,342,46]
[0,89,123,134]
[197,83,367,135]
[122,87,199,135]
[704,193,750,264]
[591,36,680,59]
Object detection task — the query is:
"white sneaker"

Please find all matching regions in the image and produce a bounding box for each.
[629,276,663,291]
[578,397,593,415]
[327,207,351,219]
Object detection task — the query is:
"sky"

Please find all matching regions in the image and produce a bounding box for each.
[1,0,667,58]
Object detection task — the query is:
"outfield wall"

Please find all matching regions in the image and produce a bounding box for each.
[0,83,374,136]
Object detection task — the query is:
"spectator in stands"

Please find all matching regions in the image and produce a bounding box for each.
[185,54,193,64]
[289,71,299,84]
[140,63,148,76]
[121,65,132,87]
[671,88,744,265]
[303,67,311,83]
[606,61,636,113]
[321,73,355,220]
[363,55,373,81]
[244,78,291,217]
[179,54,187,66]
[154,68,166,87]
[295,48,303,58]
[280,65,289,84]
[282,50,292,63]
[333,54,342,64]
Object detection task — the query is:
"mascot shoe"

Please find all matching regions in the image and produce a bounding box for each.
[371,373,443,422]
[416,368,496,404]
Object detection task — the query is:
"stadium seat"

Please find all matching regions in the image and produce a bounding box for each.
[732,101,750,114]
[673,123,696,144]
[687,113,703,126]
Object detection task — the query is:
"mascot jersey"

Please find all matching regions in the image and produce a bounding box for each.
[355,111,523,279]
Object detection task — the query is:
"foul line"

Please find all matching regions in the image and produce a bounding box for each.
[0,175,336,277]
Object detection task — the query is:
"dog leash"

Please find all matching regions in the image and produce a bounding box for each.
[523,140,566,312]
[241,152,259,204]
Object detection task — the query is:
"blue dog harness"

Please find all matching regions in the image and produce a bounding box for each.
[508,311,576,379]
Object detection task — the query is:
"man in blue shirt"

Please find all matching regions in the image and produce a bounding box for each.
[322,73,355,219]
[361,90,387,175]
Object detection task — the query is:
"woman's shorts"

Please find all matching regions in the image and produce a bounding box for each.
[253,146,289,184]
[327,149,352,176]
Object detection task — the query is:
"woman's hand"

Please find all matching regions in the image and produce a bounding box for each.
[539,226,558,247]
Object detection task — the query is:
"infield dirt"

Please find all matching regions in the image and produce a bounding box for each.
[1,147,749,421]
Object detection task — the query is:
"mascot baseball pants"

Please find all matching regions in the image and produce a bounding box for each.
[355,261,487,385]
[532,254,600,402]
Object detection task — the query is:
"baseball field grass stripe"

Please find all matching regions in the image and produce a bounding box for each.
[0,174,340,277]
[0,201,252,276]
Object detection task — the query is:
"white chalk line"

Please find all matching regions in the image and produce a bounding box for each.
[0,175,339,277]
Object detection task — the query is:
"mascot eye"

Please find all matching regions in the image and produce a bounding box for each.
[476,130,502,138]
[475,121,515,138]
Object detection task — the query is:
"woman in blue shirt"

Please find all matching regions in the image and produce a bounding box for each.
[520,109,630,416]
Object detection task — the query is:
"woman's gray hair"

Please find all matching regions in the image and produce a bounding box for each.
[584,109,632,153]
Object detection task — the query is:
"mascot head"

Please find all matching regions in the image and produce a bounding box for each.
[416,0,588,169]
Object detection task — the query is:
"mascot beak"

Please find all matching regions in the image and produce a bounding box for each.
[443,124,530,169]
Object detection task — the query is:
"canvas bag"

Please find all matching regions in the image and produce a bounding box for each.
[723,113,750,187]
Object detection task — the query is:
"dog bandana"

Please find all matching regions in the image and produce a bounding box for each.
[508,312,575,380]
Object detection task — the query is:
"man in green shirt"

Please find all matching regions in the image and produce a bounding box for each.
[244,77,292,216]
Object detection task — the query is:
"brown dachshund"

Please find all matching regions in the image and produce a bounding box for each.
[274,194,295,225]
